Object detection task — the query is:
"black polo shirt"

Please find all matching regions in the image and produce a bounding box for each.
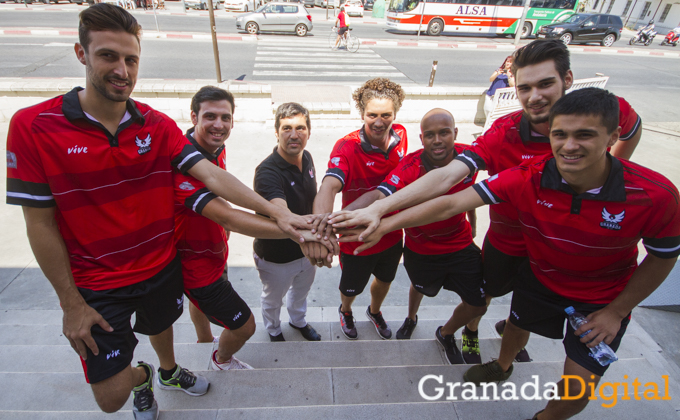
[253,148,317,264]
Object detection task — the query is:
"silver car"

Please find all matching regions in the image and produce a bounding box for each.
[236,2,313,36]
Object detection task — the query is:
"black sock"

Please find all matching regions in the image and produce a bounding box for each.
[138,363,151,385]
[159,364,177,381]
[463,326,478,336]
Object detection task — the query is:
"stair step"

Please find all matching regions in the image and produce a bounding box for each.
[0,358,672,412]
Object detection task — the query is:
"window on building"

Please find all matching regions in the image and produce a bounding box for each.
[621,0,632,16]
[606,0,615,14]
[639,1,651,19]
[659,4,672,23]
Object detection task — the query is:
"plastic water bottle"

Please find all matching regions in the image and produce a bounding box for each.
[565,306,618,367]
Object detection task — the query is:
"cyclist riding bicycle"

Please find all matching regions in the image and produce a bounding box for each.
[334,6,350,50]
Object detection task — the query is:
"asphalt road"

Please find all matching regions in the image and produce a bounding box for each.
[1,2,677,50]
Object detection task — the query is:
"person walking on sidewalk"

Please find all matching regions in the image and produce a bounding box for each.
[253,103,323,342]
[336,108,486,363]
[328,39,643,363]
[5,5,312,419]
[337,88,680,420]
[307,78,407,341]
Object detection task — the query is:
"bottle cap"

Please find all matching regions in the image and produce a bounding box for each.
[565,306,575,315]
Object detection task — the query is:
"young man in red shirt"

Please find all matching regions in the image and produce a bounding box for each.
[5,5,311,419]
[340,88,680,420]
[329,39,642,362]
[343,108,486,363]
[308,78,407,340]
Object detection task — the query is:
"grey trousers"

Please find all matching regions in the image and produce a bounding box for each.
[254,253,317,336]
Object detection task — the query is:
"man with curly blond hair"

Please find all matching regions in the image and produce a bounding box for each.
[305,78,407,340]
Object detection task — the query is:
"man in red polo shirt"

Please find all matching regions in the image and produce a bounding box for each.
[340,88,680,420]
[329,39,642,362]
[5,5,311,419]
[343,108,486,364]
[308,77,407,340]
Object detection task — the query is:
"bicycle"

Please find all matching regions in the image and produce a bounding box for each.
[329,26,360,53]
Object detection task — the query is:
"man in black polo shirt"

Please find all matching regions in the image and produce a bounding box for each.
[254,103,322,342]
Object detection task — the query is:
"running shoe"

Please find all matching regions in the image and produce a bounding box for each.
[461,327,482,365]
[435,326,465,364]
[210,351,254,370]
[396,316,418,340]
[463,360,514,386]
[157,365,210,396]
[365,306,392,339]
[133,362,158,420]
[338,304,358,340]
[495,319,533,362]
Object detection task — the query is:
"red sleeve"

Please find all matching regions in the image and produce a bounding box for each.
[324,139,351,190]
[617,97,642,141]
[6,108,55,208]
[640,175,680,259]
[173,170,216,215]
[472,164,529,206]
[377,152,420,196]
[163,118,205,174]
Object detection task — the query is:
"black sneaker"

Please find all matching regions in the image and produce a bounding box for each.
[133,362,158,420]
[461,327,482,365]
[495,319,533,362]
[365,306,392,339]
[338,304,357,340]
[463,359,514,386]
[396,316,418,340]
[435,326,465,364]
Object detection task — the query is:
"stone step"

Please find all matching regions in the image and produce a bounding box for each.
[0,333,656,374]
[3,396,678,420]
[0,359,674,414]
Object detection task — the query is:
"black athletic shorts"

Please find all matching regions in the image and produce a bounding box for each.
[185,268,252,331]
[77,253,184,384]
[338,26,349,36]
[339,241,403,297]
[482,234,529,297]
[403,243,486,306]
[509,261,630,376]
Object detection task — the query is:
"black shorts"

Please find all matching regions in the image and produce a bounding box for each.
[482,234,528,297]
[339,241,403,297]
[338,26,349,36]
[403,243,486,306]
[509,262,630,376]
[185,268,252,331]
[77,253,184,384]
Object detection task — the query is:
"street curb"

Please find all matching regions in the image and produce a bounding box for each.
[2,27,680,57]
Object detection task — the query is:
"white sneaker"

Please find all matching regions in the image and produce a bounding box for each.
[210,350,254,371]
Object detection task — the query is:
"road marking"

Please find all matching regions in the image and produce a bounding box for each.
[255,63,399,70]
[253,70,407,77]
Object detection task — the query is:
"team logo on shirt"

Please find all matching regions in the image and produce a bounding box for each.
[135,134,152,155]
[179,181,195,191]
[390,174,400,184]
[366,161,375,167]
[331,157,340,166]
[6,151,17,169]
[397,149,404,160]
[600,208,625,230]
[309,169,314,178]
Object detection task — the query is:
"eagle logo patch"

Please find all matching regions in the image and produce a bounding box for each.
[135,134,151,155]
[600,208,625,230]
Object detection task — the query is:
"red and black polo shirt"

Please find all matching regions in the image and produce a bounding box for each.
[325,125,408,256]
[455,97,641,257]
[473,155,680,304]
[173,128,228,290]
[378,146,477,255]
[6,88,204,290]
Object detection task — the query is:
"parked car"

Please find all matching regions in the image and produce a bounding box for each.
[343,0,363,16]
[224,0,254,11]
[363,0,373,10]
[185,0,222,10]
[236,2,313,36]
[302,0,314,7]
[537,13,623,47]
[315,0,338,8]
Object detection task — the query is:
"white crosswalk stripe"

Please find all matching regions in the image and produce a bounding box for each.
[252,37,408,82]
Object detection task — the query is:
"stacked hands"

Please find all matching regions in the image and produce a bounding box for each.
[292,206,384,268]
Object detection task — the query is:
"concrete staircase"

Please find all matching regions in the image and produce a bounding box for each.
[1,297,679,419]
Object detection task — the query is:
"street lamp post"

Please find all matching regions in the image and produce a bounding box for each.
[207,0,222,83]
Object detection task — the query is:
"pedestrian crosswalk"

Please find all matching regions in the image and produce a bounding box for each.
[252,38,408,82]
